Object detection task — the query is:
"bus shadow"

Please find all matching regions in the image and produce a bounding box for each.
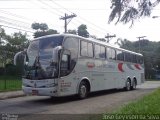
[88,88,125,98]
[29,88,133,105]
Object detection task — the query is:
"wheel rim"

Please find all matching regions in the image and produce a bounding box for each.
[126,81,130,90]
[80,85,87,98]
[133,81,136,89]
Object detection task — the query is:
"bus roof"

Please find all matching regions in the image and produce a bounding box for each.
[34,34,143,56]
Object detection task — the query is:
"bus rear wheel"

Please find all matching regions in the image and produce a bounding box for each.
[131,79,137,90]
[125,79,131,91]
[78,81,88,99]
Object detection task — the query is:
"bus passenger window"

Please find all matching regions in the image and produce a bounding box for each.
[81,41,88,56]
[100,46,106,59]
[107,48,116,60]
[80,41,93,58]
[125,53,131,62]
[111,49,116,60]
[117,50,124,61]
[88,42,93,57]
[137,56,143,64]
[132,55,137,63]
[107,48,112,60]
[95,44,101,58]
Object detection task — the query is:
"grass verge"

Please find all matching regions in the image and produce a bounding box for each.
[113,88,160,114]
[0,76,22,92]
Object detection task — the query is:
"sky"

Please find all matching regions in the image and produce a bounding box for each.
[0,0,160,44]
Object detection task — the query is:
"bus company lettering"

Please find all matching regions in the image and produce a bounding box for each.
[87,62,95,68]
[98,64,116,69]
[61,81,71,87]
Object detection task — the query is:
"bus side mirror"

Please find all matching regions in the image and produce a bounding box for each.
[53,46,63,62]
[14,51,24,65]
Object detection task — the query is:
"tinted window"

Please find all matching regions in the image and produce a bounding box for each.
[107,48,112,59]
[95,44,101,58]
[117,50,124,61]
[81,41,88,56]
[100,46,106,59]
[107,48,116,60]
[39,36,63,49]
[125,52,131,62]
[80,41,93,57]
[88,42,93,57]
[132,54,137,63]
[137,55,143,64]
[63,37,79,71]
[95,45,105,59]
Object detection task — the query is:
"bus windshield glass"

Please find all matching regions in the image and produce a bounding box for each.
[24,36,64,80]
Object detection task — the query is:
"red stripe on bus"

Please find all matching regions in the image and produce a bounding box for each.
[135,64,141,70]
[118,63,124,72]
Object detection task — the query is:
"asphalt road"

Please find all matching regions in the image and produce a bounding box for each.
[0,81,160,119]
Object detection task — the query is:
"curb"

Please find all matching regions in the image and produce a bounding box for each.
[0,91,26,100]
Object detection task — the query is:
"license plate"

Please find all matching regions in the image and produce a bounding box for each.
[32,90,38,95]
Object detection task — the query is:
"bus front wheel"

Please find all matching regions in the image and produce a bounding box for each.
[78,81,88,99]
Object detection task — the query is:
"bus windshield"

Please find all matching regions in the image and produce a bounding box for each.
[24,36,64,80]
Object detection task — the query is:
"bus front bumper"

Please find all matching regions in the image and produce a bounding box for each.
[22,86,58,96]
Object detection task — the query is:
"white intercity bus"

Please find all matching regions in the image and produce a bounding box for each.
[14,34,145,99]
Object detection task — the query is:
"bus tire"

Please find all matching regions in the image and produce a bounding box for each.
[78,81,88,99]
[131,79,137,90]
[125,79,131,91]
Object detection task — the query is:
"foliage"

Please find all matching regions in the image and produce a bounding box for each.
[67,29,77,35]
[31,22,58,38]
[77,24,89,38]
[109,0,160,26]
[0,29,28,68]
[31,22,48,31]
[34,29,58,38]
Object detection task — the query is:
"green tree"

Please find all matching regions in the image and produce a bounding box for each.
[31,22,59,38]
[67,29,77,35]
[109,0,160,26]
[77,24,89,38]
[0,31,29,67]
[39,23,48,31]
[34,29,58,38]
[31,22,40,30]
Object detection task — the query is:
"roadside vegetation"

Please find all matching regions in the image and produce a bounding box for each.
[0,76,21,92]
[113,88,160,114]
[146,79,160,81]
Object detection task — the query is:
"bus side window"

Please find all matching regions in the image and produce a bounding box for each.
[105,47,107,59]
[137,55,143,64]
[107,48,116,60]
[100,46,106,59]
[95,44,101,58]
[133,54,137,63]
[63,37,79,74]
[107,48,112,60]
[81,41,88,57]
[88,42,93,57]
[125,52,131,62]
[117,50,124,61]
[80,40,93,58]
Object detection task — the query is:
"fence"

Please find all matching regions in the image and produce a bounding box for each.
[0,65,22,92]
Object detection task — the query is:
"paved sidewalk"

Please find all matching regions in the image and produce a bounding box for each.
[0,90,25,100]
